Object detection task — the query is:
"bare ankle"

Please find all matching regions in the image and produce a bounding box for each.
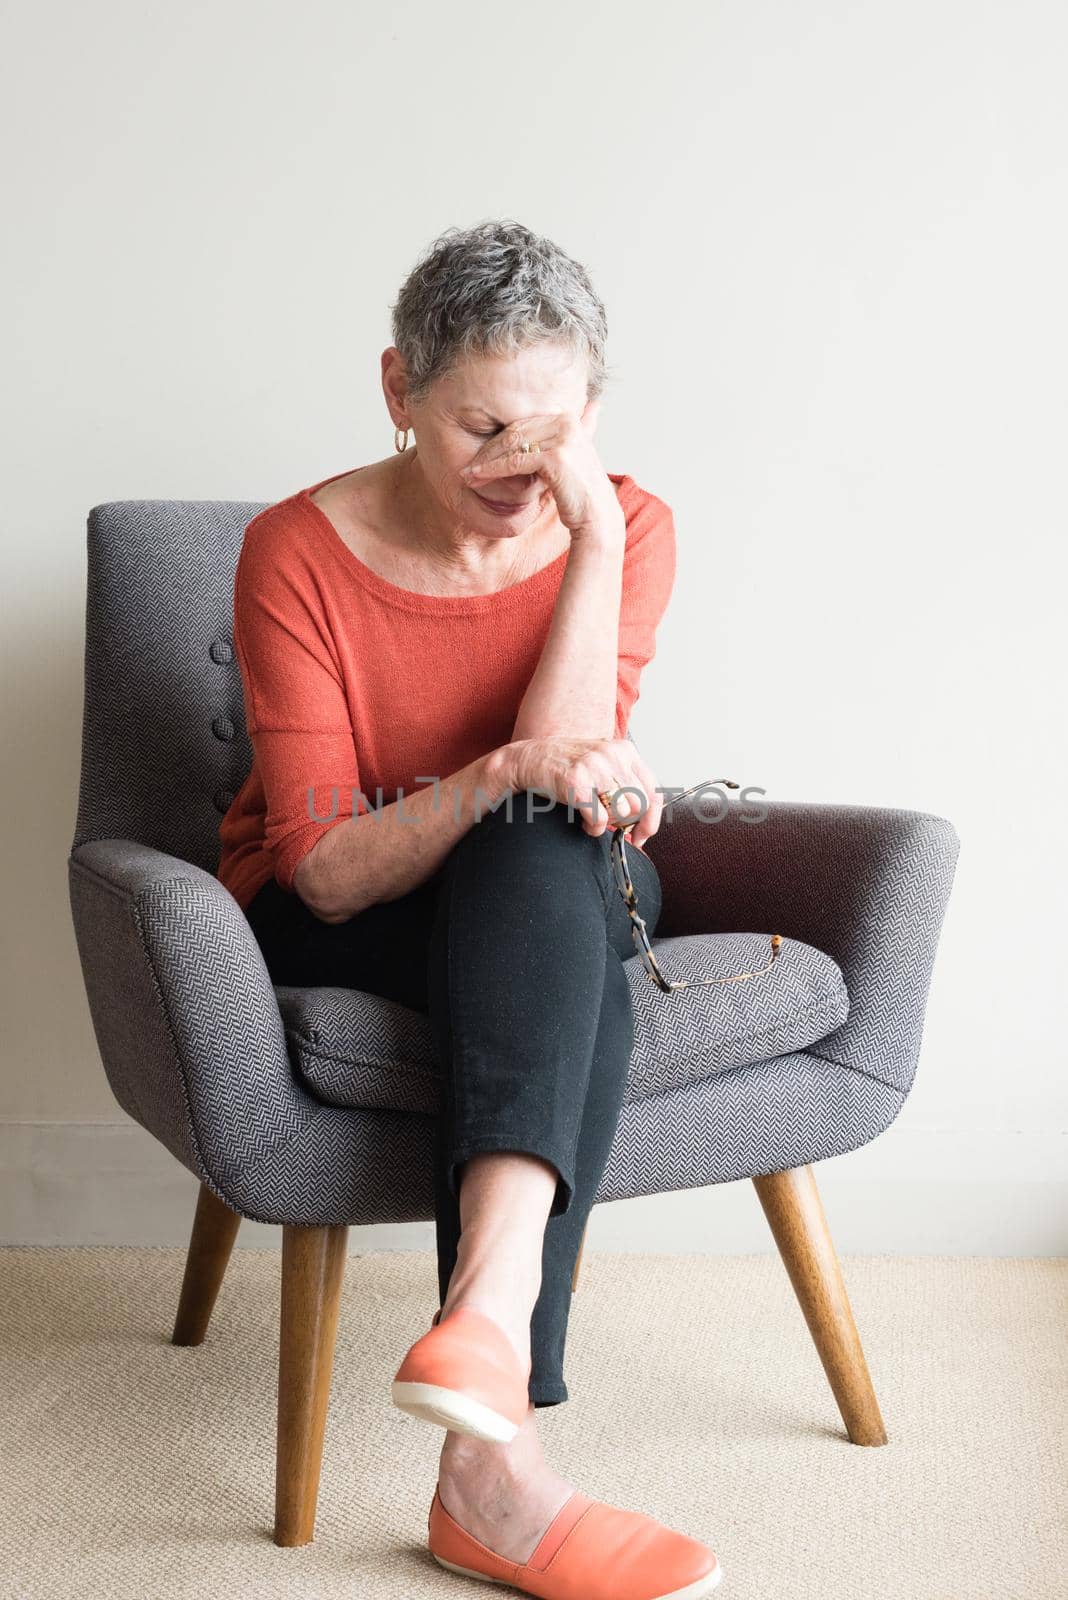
[439,1438,557,1501]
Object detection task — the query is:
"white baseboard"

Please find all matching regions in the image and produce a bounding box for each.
[1,1119,1065,1254]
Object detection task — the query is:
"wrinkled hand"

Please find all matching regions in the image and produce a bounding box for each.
[460,405,624,540]
[502,735,665,848]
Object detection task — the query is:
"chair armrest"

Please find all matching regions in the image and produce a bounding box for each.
[67,838,323,1212]
[643,795,961,1094]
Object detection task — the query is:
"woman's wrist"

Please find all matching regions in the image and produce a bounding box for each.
[567,517,626,553]
[479,742,524,801]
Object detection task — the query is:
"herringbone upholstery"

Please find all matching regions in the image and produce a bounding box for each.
[275,930,850,1113]
[67,498,961,1228]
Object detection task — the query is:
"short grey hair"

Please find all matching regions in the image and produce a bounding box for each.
[389,218,614,407]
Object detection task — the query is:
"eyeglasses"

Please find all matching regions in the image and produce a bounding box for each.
[607,778,783,994]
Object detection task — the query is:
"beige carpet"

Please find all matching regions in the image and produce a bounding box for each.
[1,1248,1064,1599]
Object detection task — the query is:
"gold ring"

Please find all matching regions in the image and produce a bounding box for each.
[519,439,540,454]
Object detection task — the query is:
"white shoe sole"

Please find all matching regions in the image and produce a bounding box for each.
[432,1552,725,1596]
[391,1380,520,1443]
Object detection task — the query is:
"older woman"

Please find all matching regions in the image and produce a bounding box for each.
[215,220,722,1598]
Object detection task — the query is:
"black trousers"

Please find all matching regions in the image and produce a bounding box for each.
[244,790,664,1407]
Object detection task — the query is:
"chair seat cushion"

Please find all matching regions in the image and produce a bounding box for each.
[274,932,848,1115]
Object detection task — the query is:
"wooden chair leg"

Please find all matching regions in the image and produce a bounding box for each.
[571,1219,589,1293]
[172,1182,242,1346]
[274,1222,350,1547]
[751,1162,888,1447]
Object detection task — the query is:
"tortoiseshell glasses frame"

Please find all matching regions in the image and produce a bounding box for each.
[606,778,783,994]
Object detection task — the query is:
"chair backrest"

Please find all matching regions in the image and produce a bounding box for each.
[73,496,641,875]
[72,498,266,872]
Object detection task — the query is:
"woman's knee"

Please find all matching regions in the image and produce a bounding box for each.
[434,792,619,940]
[453,788,603,867]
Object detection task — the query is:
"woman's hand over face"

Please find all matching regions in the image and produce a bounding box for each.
[460,406,625,542]
[501,736,664,849]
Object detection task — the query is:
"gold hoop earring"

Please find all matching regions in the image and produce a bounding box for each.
[394,426,410,453]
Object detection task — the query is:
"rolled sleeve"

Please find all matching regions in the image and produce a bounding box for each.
[233,519,368,894]
[256,727,367,893]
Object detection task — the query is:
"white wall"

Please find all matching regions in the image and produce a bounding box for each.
[2,0,1064,1251]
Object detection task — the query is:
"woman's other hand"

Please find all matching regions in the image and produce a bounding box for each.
[459,407,624,542]
[496,736,664,849]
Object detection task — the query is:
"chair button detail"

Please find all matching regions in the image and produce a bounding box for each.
[212,716,235,741]
[210,639,234,664]
[213,788,235,814]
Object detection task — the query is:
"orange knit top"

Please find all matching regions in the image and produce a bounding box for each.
[214,467,677,913]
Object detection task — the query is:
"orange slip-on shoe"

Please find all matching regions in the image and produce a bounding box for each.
[427,1482,724,1599]
[391,1305,530,1443]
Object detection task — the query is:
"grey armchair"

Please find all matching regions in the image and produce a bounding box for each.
[67,496,960,1548]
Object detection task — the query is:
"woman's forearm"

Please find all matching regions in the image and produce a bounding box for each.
[510,522,626,743]
[292,746,516,923]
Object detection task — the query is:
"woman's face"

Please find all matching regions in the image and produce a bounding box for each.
[386,342,597,535]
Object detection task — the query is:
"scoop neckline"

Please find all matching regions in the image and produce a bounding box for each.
[295,465,631,615]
